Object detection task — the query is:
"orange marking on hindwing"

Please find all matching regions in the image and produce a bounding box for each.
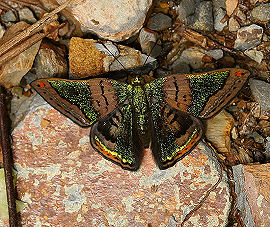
[95,141,120,162]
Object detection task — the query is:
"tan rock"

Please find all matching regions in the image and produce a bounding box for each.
[40,0,153,41]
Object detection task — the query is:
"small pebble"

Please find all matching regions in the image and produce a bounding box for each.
[147,13,172,31]
[234,24,263,51]
[251,3,270,22]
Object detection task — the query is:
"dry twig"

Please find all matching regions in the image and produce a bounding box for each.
[0,86,17,227]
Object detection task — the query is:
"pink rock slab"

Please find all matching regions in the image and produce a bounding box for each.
[12,98,231,226]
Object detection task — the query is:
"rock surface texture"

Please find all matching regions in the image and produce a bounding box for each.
[12,98,231,226]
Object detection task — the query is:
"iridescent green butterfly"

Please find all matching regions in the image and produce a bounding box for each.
[31,68,250,170]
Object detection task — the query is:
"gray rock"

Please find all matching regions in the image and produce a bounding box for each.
[18,8,37,24]
[250,79,270,114]
[251,3,270,22]
[205,49,224,60]
[177,0,214,32]
[214,7,227,31]
[234,24,263,51]
[147,13,172,31]
[177,0,196,23]
[171,47,204,70]
[190,1,214,32]
[138,28,158,55]
[232,165,255,227]
[244,49,264,63]
[1,10,16,22]
[30,42,68,81]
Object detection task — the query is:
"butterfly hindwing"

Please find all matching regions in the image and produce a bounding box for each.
[90,100,143,170]
[31,78,121,127]
[145,79,203,169]
[162,68,250,119]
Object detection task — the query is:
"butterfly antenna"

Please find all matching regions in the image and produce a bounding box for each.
[143,38,159,66]
[99,42,127,70]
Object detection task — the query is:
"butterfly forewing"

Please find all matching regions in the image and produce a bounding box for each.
[31,78,121,127]
[162,68,250,119]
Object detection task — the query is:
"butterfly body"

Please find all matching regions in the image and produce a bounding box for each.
[31,68,250,170]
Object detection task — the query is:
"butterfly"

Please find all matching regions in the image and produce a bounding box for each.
[31,68,250,171]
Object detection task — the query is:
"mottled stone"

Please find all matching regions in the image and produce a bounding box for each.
[250,79,270,114]
[244,49,264,63]
[205,110,235,163]
[190,1,214,32]
[228,17,240,32]
[177,0,196,23]
[147,13,172,31]
[52,0,153,41]
[214,7,227,31]
[233,164,270,226]
[12,97,232,226]
[18,8,37,24]
[251,3,270,22]
[171,47,205,70]
[139,28,158,55]
[29,40,68,82]
[0,22,41,88]
[69,37,156,79]
[1,10,16,22]
[177,0,214,31]
[234,24,263,51]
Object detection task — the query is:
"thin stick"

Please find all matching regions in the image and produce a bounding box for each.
[0,86,17,227]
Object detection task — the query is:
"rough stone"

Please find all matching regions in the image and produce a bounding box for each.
[138,28,157,54]
[29,40,68,82]
[250,79,270,114]
[234,24,263,51]
[177,0,214,32]
[0,22,41,88]
[251,3,270,22]
[244,49,264,64]
[51,0,153,41]
[205,110,235,163]
[69,37,156,79]
[12,97,232,226]
[214,7,227,31]
[190,1,214,32]
[18,8,37,24]
[204,49,224,60]
[147,13,172,31]
[1,10,16,23]
[233,164,270,226]
[177,0,196,24]
[228,17,240,32]
[171,47,205,70]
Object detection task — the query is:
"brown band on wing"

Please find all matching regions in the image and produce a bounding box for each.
[199,69,250,119]
[162,76,192,112]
